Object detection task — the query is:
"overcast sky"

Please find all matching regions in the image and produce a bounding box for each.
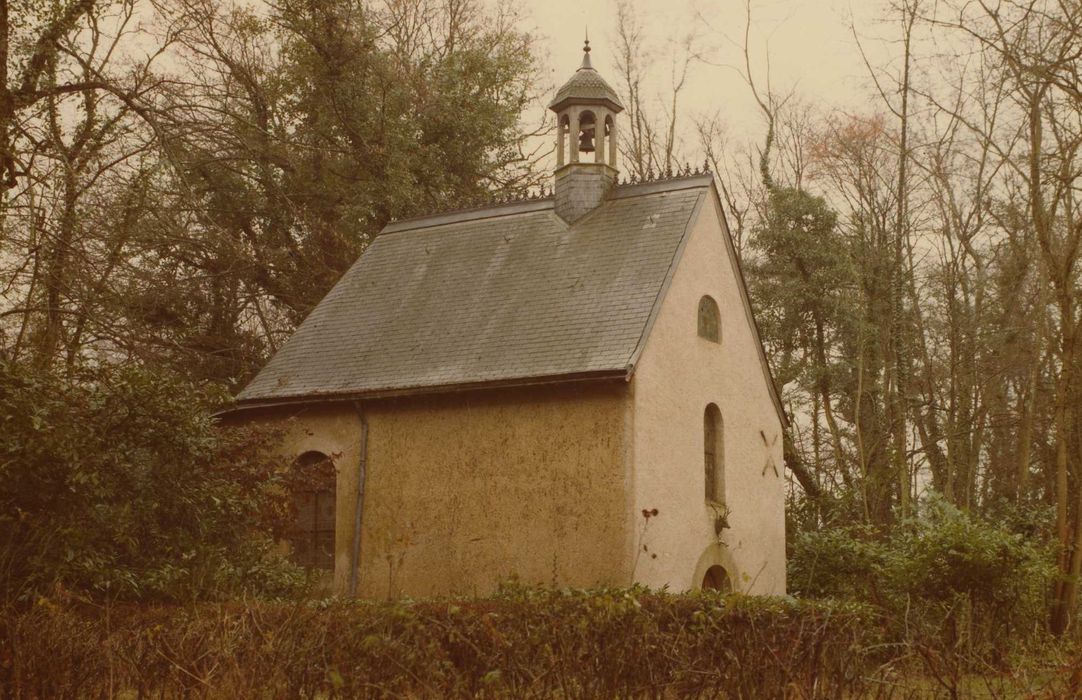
[519,0,899,153]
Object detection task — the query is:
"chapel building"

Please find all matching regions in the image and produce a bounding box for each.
[226,41,788,598]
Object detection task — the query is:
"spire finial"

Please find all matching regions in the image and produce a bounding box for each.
[580,29,592,69]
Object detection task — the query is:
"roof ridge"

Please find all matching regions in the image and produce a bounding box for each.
[382,169,716,235]
[381,196,555,235]
[390,187,555,224]
[614,160,713,186]
[610,174,714,199]
[389,163,713,225]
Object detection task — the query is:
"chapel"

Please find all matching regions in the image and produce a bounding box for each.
[226,41,788,598]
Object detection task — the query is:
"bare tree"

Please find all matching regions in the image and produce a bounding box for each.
[611,0,700,178]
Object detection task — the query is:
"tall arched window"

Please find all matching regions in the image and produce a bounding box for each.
[704,404,724,503]
[698,295,720,342]
[287,451,336,570]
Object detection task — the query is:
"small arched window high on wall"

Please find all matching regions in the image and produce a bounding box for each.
[698,295,720,342]
[287,451,336,570]
[704,404,724,504]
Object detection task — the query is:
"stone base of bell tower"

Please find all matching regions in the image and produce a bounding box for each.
[554,162,617,223]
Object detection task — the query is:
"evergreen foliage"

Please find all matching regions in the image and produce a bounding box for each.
[790,495,1056,665]
[0,362,303,601]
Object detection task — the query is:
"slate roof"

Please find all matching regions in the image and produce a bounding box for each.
[236,176,711,404]
[549,46,624,113]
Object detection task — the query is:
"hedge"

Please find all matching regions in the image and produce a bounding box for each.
[1,588,877,699]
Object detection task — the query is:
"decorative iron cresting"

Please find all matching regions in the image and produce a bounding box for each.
[390,161,713,224]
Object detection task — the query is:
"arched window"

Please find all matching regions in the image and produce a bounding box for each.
[557,114,570,167]
[287,451,336,570]
[577,110,597,155]
[604,114,616,167]
[701,564,732,593]
[698,295,720,342]
[704,404,724,503]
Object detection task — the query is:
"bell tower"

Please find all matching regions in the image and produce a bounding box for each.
[550,38,624,223]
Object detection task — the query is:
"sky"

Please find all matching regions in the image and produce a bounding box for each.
[517,0,898,150]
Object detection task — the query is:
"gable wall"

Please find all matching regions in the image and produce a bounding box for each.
[238,381,633,598]
[629,191,786,594]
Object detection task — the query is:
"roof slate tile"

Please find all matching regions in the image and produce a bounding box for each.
[237,178,710,402]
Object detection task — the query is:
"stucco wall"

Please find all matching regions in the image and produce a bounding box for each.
[360,382,631,598]
[629,190,786,594]
[223,404,366,594]
[239,381,632,598]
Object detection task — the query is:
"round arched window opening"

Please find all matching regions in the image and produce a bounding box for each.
[557,114,571,166]
[577,110,597,154]
[701,565,732,593]
[604,114,616,166]
[286,451,336,570]
[698,295,720,342]
[704,403,725,504]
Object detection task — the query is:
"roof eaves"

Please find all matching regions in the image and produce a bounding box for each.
[548,95,625,113]
[220,368,631,417]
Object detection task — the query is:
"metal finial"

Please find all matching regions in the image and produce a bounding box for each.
[703,158,711,173]
[580,30,593,69]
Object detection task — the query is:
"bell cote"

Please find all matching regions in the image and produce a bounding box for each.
[549,39,624,223]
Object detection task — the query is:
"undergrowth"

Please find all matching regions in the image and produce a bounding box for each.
[3,587,877,698]
[4,585,1080,698]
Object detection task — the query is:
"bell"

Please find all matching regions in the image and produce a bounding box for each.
[578,126,595,153]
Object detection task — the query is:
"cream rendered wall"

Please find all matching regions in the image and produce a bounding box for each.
[629,190,786,594]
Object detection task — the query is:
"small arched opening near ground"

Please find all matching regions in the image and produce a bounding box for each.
[701,564,732,593]
[692,543,741,593]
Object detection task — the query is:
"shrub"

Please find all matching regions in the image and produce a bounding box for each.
[787,523,887,602]
[0,588,876,698]
[790,495,1056,670]
[0,361,304,602]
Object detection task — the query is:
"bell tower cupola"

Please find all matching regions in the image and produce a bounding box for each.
[550,37,624,223]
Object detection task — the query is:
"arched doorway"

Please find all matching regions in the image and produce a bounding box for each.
[701,565,732,593]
